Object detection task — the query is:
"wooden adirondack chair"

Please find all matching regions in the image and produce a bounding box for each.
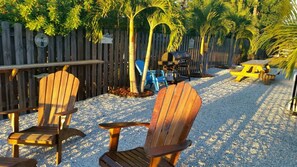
[0,157,37,167]
[135,60,168,91]
[0,70,86,165]
[99,81,202,166]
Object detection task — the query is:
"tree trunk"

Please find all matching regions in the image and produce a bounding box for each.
[200,37,205,55]
[209,36,216,67]
[202,52,208,74]
[199,37,205,74]
[227,33,235,67]
[140,29,154,92]
[129,17,138,93]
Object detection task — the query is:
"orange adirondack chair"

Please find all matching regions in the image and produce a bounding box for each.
[99,81,202,166]
[0,70,86,165]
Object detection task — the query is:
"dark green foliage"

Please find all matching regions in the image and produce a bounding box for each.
[0,0,19,22]
[0,0,84,36]
[255,0,291,28]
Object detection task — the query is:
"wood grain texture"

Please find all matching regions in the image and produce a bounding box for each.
[99,82,202,166]
[7,71,85,165]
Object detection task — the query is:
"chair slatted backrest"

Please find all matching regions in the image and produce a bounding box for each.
[37,71,79,128]
[135,60,153,81]
[135,60,145,76]
[144,82,202,162]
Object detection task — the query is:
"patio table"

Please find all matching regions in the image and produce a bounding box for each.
[230,60,270,82]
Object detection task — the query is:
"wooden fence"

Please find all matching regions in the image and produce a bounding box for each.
[0,21,234,119]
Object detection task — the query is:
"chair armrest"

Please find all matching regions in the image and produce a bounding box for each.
[55,108,78,116]
[99,122,150,129]
[0,107,37,133]
[0,107,37,115]
[99,122,150,151]
[146,140,192,157]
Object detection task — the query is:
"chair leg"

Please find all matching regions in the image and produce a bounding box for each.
[154,82,159,91]
[164,80,168,87]
[56,140,62,165]
[150,83,153,88]
[12,145,19,157]
[167,152,181,165]
[149,157,162,167]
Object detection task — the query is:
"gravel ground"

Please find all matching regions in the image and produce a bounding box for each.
[1,68,297,167]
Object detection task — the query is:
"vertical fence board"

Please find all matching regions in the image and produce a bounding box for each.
[160,34,165,67]
[124,32,129,86]
[56,35,63,62]
[142,32,146,60]
[90,41,96,97]
[135,32,142,60]
[103,44,108,93]
[114,30,119,87]
[71,31,78,79]
[2,21,15,110]
[85,37,91,97]
[151,33,156,70]
[97,43,103,95]
[64,35,71,61]
[48,37,55,62]
[143,32,148,61]
[155,34,161,69]
[56,36,63,62]
[77,29,85,99]
[48,36,55,72]
[136,32,140,60]
[109,30,114,88]
[14,23,26,109]
[26,29,37,109]
[119,31,124,86]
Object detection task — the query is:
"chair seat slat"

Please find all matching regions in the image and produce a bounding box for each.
[100,147,174,167]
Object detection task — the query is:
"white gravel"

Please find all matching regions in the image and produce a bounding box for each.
[1,68,297,167]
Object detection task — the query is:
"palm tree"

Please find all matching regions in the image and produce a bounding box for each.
[187,0,226,74]
[94,0,170,93]
[140,7,185,92]
[256,1,297,78]
[224,0,258,66]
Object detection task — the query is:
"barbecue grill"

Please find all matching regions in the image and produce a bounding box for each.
[158,51,191,83]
